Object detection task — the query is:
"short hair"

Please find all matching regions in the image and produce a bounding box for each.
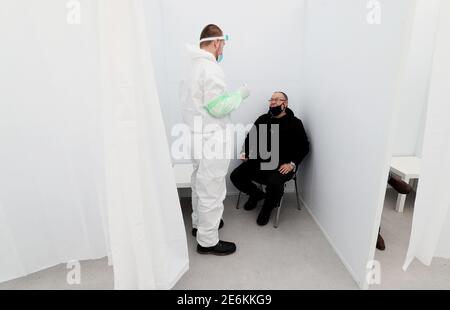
[200,24,223,48]
[276,91,289,101]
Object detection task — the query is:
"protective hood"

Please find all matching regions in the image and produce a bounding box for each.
[186,44,217,63]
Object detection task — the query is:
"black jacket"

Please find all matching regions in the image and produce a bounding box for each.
[244,108,310,169]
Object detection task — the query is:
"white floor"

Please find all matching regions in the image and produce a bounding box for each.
[174,194,357,290]
[371,189,450,290]
[0,190,449,290]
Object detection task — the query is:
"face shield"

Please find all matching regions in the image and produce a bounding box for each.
[199,35,230,44]
[199,35,229,62]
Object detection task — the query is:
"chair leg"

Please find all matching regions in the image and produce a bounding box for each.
[236,191,242,209]
[274,196,284,229]
[294,177,302,211]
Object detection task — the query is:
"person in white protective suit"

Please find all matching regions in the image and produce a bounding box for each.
[181,24,251,256]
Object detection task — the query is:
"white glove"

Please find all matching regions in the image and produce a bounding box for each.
[239,84,251,100]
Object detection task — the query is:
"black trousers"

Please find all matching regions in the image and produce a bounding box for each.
[230,161,294,208]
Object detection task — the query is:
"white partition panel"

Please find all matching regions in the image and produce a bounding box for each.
[299,0,415,288]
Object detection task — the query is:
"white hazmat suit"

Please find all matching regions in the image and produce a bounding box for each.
[181,44,249,247]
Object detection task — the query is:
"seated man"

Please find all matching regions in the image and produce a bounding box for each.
[230,92,310,226]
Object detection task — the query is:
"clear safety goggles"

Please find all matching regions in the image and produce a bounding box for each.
[199,35,229,43]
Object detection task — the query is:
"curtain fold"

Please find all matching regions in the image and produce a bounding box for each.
[0,0,189,289]
[0,0,108,283]
[97,0,189,289]
[403,0,450,270]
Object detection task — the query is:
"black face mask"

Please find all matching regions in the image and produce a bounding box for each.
[269,105,285,117]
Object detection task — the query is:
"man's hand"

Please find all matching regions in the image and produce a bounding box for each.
[240,153,249,162]
[279,163,295,175]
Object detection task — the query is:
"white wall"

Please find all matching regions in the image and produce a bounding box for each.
[146,0,306,175]
[391,0,440,157]
[299,0,415,288]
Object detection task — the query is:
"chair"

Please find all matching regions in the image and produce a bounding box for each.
[235,170,302,228]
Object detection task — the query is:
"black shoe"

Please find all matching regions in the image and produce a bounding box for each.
[244,191,265,211]
[192,219,224,237]
[197,240,236,256]
[376,233,386,251]
[257,205,274,226]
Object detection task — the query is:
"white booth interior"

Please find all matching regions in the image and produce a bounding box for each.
[0,0,449,290]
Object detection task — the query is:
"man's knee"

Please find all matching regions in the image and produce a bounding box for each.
[230,165,242,186]
[265,174,288,193]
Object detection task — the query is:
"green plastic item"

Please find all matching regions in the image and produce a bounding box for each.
[205,91,244,118]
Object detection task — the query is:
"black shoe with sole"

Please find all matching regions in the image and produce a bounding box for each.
[192,219,224,237]
[257,205,275,226]
[197,240,236,256]
[244,191,265,211]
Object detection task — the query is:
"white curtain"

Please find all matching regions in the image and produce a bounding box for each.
[0,0,188,289]
[403,0,450,270]
[97,0,188,289]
